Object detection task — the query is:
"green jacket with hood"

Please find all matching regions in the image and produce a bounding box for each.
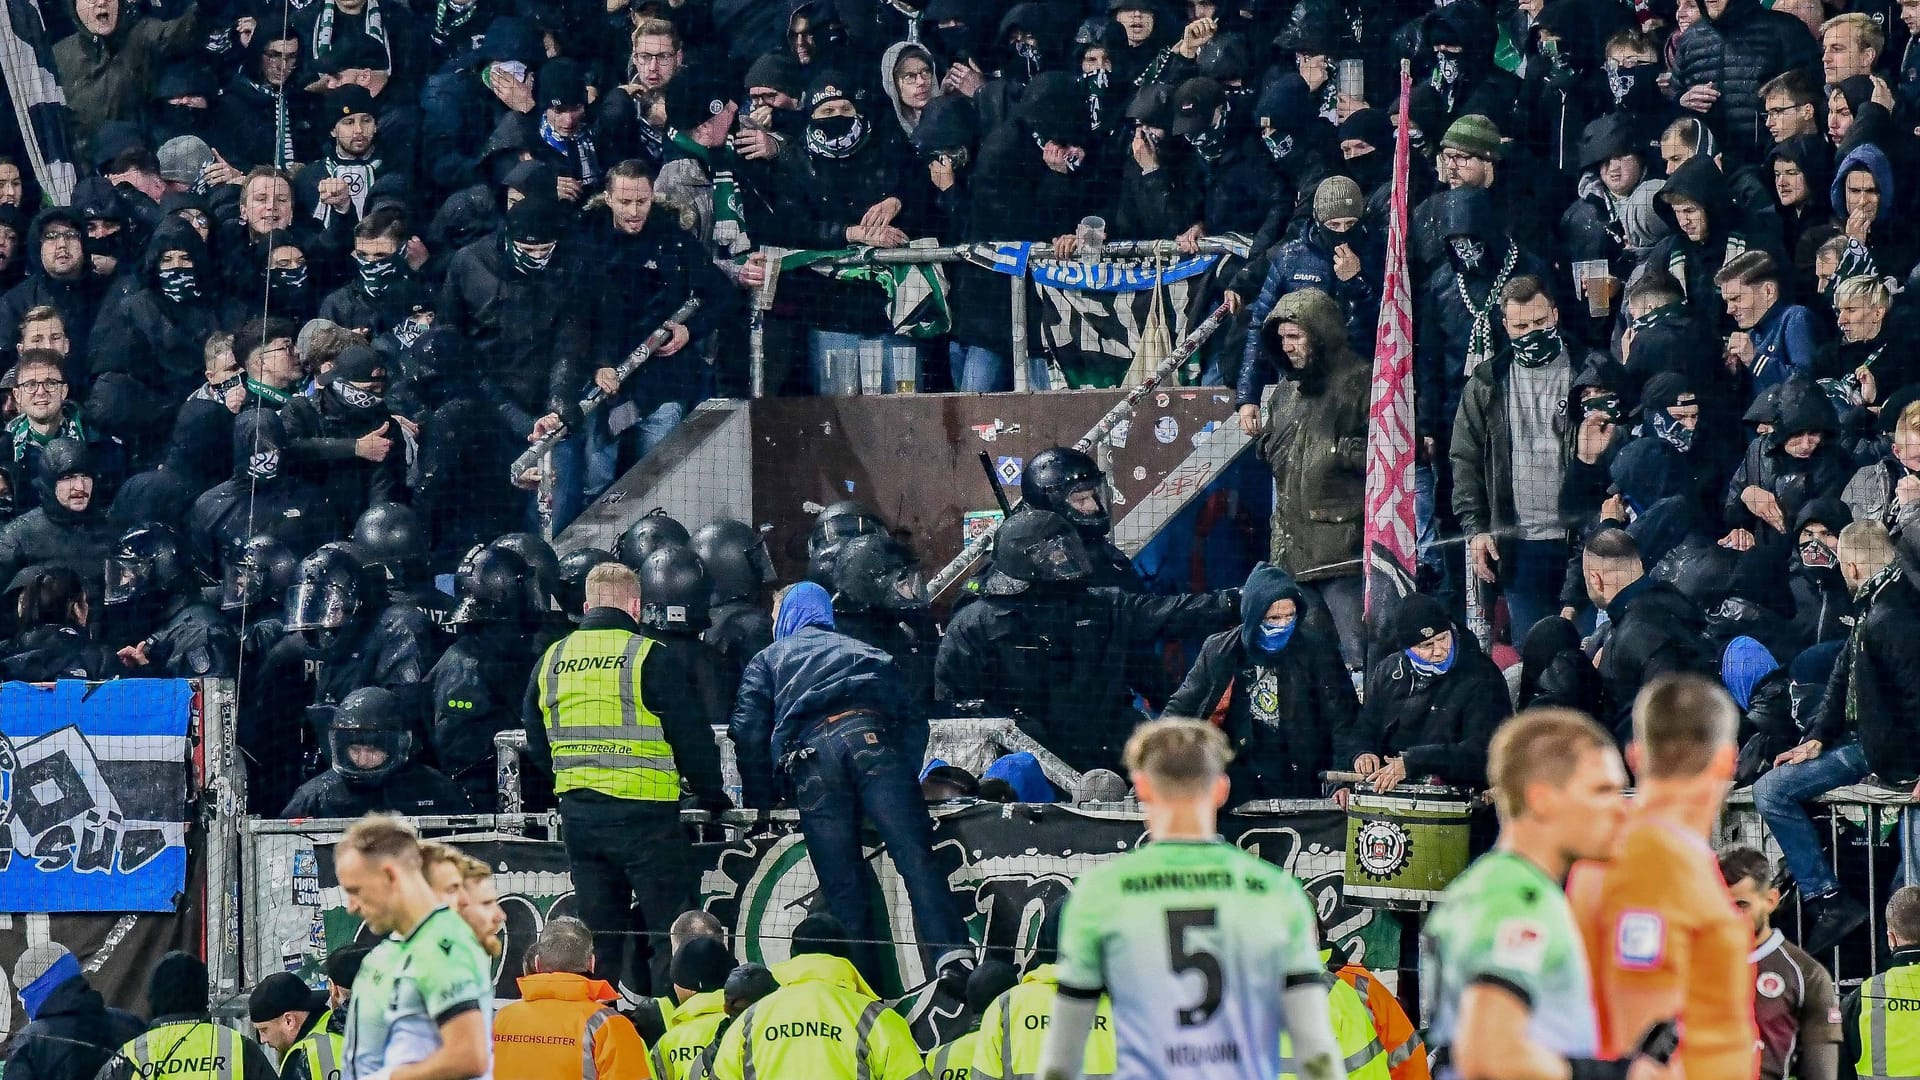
[1257,287,1370,582]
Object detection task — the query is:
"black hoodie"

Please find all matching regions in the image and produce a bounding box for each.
[1645,156,1783,321]
[0,206,108,371]
[89,219,219,405]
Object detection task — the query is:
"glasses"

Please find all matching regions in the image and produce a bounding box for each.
[42,230,79,245]
[1764,104,1806,118]
[15,378,64,394]
[634,51,678,66]
[1439,149,1481,166]
[749,91,781,106]
[898,68,933,83]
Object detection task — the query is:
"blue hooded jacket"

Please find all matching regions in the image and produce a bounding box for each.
[1721,635,1779,710]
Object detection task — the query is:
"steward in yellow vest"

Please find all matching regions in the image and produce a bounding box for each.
[1843,940,1920,1080]
[970,965,1116,1080]
[924,961,1020,1080]
[708,952,924,1080]
[102,953,277,1080]
[522,566,729,996]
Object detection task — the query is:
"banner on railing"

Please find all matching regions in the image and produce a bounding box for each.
[288,805,1391,1045]
[0,681,195,912]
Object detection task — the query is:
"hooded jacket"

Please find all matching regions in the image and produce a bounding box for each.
[1643,157,1774,321]
[88,219,219,405]
[1257,289,1370,581]
[0,207,108,370]
[1723,378,1856,544]
[1165,564,1355,798]
[435,224,593,428]
[726,585,912,809]
[1237,211,1382,399]
[1829,142,1915,280]
[1,965,145,1080]
[0,456,113,588]
[1596,573,1717,738]
[1670,0,1819,162]
[879,41,939,136]
[52,0,203,151]
[1786,495,1854,650]
[1766,134,1834,284]
[1415,187,1552,443]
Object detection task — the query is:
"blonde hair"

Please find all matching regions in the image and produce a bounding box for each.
[1838,519,1896,571]
[341,814,422,866]
[584,562,638,609]
[1487,709,1615,820]
[1822,11,1884,53]
[1124,717,1233,795]
[1833,274,1892,310]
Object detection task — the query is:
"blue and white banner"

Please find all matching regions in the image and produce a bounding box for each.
[975,242,1220,292]
[0,680,194,912]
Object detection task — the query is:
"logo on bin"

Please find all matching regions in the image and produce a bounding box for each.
[1352,819,1412,880]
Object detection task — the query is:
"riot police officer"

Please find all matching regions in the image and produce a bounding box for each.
[617,508,691,571]
[352,501,456,630]
[493,531,570,649]
[104,523,237,678]
[639,544,738,727]
[285,541,435,729]
[280,686,471,817]
[221,534,306,812]
[0,565,121,680]
[691,518,775,684]
[829,533,937,713]
[936,508,1239,772]
[428,546,543,810]
[521,559,728,996]
[1018,447,1140,592]
[804,501,885,585]
[556,545,617,624]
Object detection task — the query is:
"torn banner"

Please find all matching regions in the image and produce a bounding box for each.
[0,680,194,912]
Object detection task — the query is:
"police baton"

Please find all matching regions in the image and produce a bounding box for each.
[509,297,703,483]
[921,299,1233,600]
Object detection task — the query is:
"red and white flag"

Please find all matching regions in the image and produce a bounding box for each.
[1363,64,1419,629]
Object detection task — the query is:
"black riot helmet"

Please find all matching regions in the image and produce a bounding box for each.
[831,534,927,612]
[105,523,192,606]
[492,532,559,609]
[285,543,365,645]
[983,507,1094,595]
[351,502,429,583]
[807,501,885,560]
[639,544,713,632]
[1021,447,1111,536]
[450,547,536,627]
[691,519,774,605]
[556,546,617,617]
[220,534,298,612]
[617,509,691,570]
[328,687,413,785]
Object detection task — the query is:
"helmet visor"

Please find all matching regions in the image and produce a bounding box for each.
[328,728,410,783]
[1017,533,1095,582]
[220,559,270,611]
[1060,481,1111,531]
[104,555,152,605]
[882,566,928,609]
[286,581,355,631]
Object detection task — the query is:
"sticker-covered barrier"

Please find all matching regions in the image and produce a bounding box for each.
[245,801,1396,1045]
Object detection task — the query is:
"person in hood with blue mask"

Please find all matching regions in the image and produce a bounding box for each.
[729,580,975,992]
[1165,562,1354,799]
[3,942,145,1080]
[1335,592,1511,800]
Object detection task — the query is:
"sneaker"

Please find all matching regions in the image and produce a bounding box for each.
[1803,892,1869,954]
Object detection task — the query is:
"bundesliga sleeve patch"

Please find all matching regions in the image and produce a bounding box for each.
[1615,911,1666,969]
[1491,919,1549,973]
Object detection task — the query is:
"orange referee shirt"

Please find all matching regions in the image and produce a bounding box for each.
[1569,815,1759,1079]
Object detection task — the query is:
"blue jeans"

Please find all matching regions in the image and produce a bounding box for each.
[809,330,922,394]
[1503,538,1570,643]
[1750,741,1920,898]
[948,343,1053,392]
[790,711,971,973]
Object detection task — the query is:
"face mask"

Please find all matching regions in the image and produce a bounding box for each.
[1257,618,1296,652]
[267,264,307,292]
[1584,393,1624,423]
[247,447,280,480]
[1509,326,1560,367]
[1082,68,1109,92]
[1262,130,1296,164]
[1799,536,1838,569]
[1187,125,1226,161]
[1013,40,1042,77]
[1432,50,1460,86]
[1448,236,1484,270]
[507,239,554,274]
[157,265,200,304]
[1607,63,1662,109]
[1651,409,1695,452]
[332,380,383,412]
[84,227,124,263]
[1405,634,1458,676]
[357,251,406,296]
[805,114,869,159]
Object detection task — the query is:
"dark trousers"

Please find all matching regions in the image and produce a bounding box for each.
[560,800,691,997]
[792,712,971,977]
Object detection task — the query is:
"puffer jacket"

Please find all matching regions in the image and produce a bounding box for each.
[1257,289,1369,582]
[1238,223,1383,404]
[1722,380,1857,544]
[1670,0,1819,164]
[1,969,144,1080]
[1164,564,1356,798]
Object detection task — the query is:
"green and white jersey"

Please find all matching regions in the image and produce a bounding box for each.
[1057,838,1323,1080]
[344,907,495,1080]
[1421,850,1598,1077]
